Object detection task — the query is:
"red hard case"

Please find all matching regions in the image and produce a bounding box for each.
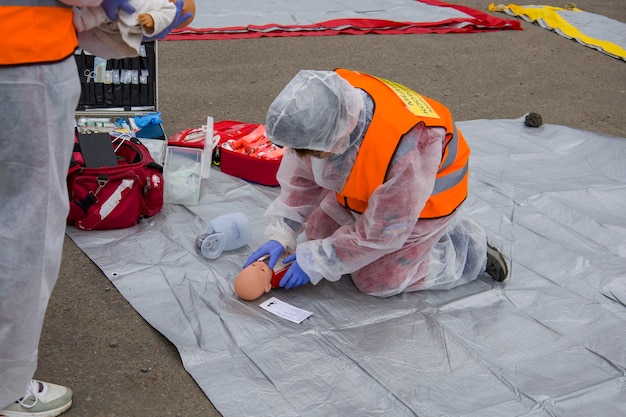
[214,120,283,187]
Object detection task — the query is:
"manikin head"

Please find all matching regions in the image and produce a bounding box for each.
[139,0,196,31]
[234,260,273,301]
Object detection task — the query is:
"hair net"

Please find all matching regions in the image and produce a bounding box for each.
[266,70,365,154]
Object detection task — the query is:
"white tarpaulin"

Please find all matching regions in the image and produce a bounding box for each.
[168,0,521,39]
[67,118,626,417]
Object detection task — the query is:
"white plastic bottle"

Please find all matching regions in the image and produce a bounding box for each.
[196,212,251,259]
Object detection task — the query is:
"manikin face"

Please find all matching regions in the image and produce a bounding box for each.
[234,260,273,301]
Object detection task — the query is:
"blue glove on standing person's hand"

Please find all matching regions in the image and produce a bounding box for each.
[101,0,136,20]
[243,240,285,269]
[143,0,193,41]
[279,254,310,289]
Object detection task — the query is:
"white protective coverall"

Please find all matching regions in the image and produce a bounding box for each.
[263,70,488,297]
[1,0,108,406]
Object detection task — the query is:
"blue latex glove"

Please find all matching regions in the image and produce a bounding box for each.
[279,254,310,289]
[101,0,136,21]
[133,112,162,128]
[143,0,193,41]
[243,240,285,269]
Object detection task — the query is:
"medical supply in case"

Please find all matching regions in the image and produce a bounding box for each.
[213,120,284,186]
[75,43,156,111]
[168,127,208,148]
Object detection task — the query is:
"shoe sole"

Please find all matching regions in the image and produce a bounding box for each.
[486,243,509,282]
[0,399,71,417]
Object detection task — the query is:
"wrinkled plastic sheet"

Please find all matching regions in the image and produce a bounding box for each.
[66,118,626,417]
[168,0,521,40]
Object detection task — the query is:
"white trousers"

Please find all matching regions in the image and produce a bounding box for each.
[0,57,81,407]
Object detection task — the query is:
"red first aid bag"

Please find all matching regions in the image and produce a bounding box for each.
[67,134,164,230]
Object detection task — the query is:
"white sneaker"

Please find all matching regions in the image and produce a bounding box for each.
[0,380,72,417]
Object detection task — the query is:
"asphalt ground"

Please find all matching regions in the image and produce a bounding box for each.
[36,1,625,416]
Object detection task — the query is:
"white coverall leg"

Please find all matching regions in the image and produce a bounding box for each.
[304,201,487,296]
[349,216,487,295]
[0,57,81,406]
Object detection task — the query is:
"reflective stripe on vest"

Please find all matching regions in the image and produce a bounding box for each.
[334,68,469,219]
[0,1,77,65]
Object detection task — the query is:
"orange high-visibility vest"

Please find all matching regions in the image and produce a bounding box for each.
[334,68,470,219]
[0,0,77,65]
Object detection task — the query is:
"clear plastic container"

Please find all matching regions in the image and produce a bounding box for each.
[163,146,203,205]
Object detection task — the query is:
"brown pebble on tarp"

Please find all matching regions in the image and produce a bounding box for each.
[524,113,543,127]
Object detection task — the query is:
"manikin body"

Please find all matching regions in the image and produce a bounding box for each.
[73,0,195,57]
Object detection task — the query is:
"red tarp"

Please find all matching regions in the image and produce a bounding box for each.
[165,0,521,41]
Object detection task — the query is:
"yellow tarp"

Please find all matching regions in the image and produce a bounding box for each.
[489,3,626,60]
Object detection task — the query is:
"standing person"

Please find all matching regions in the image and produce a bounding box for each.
[0,1,174,416]
[244,69,508,297]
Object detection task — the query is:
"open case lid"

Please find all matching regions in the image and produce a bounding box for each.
[74,41,158,113]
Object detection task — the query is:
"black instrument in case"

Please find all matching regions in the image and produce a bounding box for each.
[74,42,158,112]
